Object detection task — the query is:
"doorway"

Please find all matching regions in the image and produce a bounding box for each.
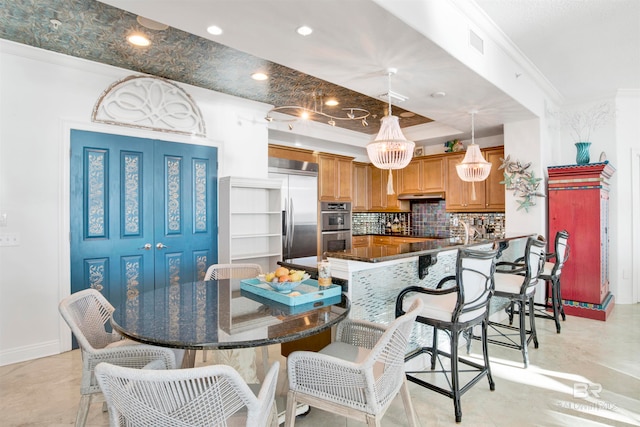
[70,129,218,310]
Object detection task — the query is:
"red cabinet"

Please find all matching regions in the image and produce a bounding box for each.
[547,162,615,320]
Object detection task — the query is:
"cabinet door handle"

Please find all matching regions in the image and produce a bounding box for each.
[156,243,169,249]
[138,243,152,250]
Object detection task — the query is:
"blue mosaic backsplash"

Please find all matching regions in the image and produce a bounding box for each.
[352,201,505,238]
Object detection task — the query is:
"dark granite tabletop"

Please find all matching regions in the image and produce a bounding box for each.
[326,233,534,263]
[111,279,349,352]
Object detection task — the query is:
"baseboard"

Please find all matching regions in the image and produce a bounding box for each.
[563,293,615,321]
[0,340,60,367]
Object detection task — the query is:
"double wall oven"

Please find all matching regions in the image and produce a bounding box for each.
[320,202,351,255]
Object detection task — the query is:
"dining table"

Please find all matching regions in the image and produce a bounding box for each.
[110,279,350,368]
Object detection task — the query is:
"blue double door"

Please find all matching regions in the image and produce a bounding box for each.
[70,130,218,309]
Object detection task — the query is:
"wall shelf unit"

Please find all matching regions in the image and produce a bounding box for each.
[219,177,282,272]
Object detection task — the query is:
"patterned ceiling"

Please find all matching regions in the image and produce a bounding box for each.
[0,0,433,134]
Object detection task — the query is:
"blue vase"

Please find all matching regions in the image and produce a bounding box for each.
[575,142,591,164]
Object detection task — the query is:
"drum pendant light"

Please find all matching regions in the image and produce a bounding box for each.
[366,69,415,195]
[455,111,491,200]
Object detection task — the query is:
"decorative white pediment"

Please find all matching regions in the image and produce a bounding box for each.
[92,75,206,137]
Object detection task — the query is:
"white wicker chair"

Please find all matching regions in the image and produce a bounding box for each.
[95,361,280,427]
[202,263,266,376]
[58,289,178,427]
[285,298,423,427]
[203,263,263,281]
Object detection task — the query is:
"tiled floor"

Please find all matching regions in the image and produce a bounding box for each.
[1,304,639,426]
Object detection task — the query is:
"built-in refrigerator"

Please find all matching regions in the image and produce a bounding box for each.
[268,158,318,263]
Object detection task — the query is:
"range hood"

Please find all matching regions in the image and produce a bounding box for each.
[396,191,446,200]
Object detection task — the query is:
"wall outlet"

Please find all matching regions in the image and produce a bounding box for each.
[0,232,20,247]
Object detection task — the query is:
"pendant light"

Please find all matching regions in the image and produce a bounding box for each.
[366,69,415,195]
[455,110,491,200]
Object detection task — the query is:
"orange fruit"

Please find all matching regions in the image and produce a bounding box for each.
[275,266,289,277]
[278,275,290,282]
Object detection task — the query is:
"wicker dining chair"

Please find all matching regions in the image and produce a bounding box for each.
[202,263,266,375]
[285,298,423,427]
[58,289,178,427]
[95,361,280,427]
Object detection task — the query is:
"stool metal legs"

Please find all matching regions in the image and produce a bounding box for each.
[406,322,494,423]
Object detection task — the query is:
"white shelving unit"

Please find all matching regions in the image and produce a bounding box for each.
[219,177,282,272]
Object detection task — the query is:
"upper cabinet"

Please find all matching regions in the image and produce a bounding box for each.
[370,167,409,212]
[445,147,505,212]
[483,147,506,211]
[399,156,445,194]
[352,162,370,212]
[318,154,353,202]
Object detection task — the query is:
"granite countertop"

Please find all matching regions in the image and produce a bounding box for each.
[352,232,449,238]
[326,233,534,263]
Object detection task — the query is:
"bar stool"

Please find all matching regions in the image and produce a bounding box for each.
[396,248,498,423]
[486,237,546,368]
[504,231,569,333]
[538,230,570,332]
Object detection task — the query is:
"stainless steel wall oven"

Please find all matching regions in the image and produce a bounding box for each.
[320,202,351,255]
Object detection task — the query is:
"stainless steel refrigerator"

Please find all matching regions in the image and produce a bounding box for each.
[268,158,318,263]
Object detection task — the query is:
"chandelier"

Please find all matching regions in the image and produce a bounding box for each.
[264,91,370,130]
[455,111,492,200]
[366,69,415,195]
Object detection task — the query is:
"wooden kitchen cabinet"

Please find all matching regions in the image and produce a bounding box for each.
[318,154,353,202]
[399,160,422,193]
[445,153,485,211]
[445,147,505,212]
[352,162,370,211]
[399,156,445,194]
[352,235,370,248]
[370,167,408,211]
[483,147,506,210]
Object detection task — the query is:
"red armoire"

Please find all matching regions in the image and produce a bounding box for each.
[547,162,615,320]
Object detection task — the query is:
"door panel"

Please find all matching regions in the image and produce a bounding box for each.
[153,145,218,288]
[71,130,217,311]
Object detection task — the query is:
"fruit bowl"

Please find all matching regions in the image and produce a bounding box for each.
[258,271,310,293]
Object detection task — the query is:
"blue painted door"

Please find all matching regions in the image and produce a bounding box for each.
[70,130,218,310]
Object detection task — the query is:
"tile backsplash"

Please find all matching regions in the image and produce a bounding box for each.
[352,200,505,238]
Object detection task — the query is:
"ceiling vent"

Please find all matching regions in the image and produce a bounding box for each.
[469,29,484,55]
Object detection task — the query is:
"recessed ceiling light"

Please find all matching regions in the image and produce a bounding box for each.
[127,33,150,47]
[399,111,415,118]
[324,99,339,107]
[296,25,313,36]
[251,72,268,81]
[136,16,168,31]
[430,91,446,98]
[207,25,223,36]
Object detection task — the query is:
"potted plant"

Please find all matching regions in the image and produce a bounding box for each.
[550,103,613,164]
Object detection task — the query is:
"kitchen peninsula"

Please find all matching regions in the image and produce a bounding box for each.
[325,233,533,349]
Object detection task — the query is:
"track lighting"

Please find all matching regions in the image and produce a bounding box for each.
[265,91,370,130]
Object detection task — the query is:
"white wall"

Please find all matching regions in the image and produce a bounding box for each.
[503,119,546,236]
[612,91,640,304]
[0,41,272,365]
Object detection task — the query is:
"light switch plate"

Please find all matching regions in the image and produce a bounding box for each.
[0,232,20,246]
